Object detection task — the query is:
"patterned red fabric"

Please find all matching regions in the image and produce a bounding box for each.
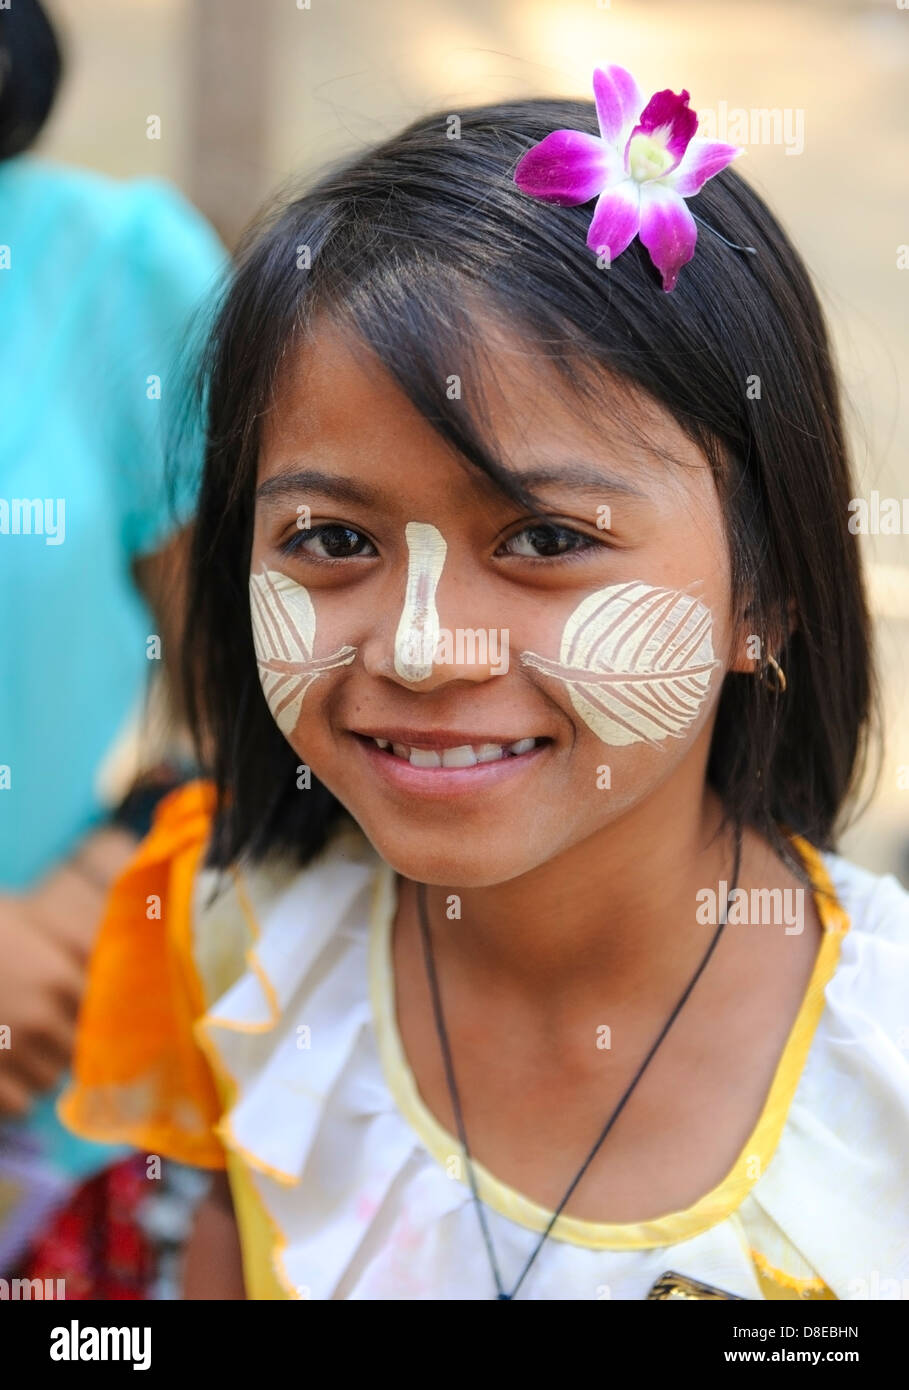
[18,1155,154,1299]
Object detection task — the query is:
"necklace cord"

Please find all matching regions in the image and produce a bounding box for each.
[415,827,744,1300]
[417,881,508,1293]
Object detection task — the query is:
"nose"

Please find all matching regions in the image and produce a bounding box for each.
[361,521,508,689]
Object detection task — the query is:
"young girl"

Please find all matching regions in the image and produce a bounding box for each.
[60,67,909,1301]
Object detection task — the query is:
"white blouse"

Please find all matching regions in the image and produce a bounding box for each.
[187,818,909,1301]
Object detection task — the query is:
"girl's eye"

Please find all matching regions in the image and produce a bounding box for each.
[498,522,599,560]
[279,520,599,563]
[280,523,377,561]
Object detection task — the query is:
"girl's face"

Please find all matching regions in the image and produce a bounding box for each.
[250,314,747,886]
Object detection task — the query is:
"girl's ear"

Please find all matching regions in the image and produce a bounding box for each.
[729,597,798,675]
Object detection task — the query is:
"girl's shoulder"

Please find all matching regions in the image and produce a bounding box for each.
[820,842,909,941]
[189,809,382,1027]
[190,805,380,1026]
[59,780,376,1173]
[738,842,909,1300]
[809,842,909,1047]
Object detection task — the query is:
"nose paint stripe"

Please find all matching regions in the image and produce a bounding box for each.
[394,522,448,682]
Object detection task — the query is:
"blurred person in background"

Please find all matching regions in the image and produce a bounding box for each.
[0,0,224,1295]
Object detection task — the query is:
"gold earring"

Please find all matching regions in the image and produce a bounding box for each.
[763,654,787,693]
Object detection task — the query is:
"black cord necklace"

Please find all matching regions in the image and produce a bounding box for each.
[415,830,744,1301]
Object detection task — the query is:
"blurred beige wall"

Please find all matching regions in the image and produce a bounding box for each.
[35,0,909,875]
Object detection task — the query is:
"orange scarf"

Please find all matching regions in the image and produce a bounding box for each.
[57,780,226,1169]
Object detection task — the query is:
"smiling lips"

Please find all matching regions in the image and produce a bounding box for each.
[354,731,548,768]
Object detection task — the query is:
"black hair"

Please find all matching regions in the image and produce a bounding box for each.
[182,95,879,873]
[0,0,63,160]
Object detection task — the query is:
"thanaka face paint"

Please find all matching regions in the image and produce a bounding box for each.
[394,522,448,682]
[520,580,719,747]
[249,566,356,737]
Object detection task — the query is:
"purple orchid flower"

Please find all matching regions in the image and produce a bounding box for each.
[513,65,743,291]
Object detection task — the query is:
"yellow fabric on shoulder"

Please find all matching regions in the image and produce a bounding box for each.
[57,779,227,1168]
[225,1147,292,1299]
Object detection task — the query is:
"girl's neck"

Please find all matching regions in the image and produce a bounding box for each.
[402,777,742,1009]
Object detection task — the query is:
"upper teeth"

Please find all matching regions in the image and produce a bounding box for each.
[374,737,538,767]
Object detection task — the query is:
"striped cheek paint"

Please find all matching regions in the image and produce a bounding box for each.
[249,566,357,737]
[393,522,448,681]
[520,580,720,747]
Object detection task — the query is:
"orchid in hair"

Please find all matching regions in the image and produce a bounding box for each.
[513,65,743,291]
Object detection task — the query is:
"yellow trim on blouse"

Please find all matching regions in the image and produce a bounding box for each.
[197,1028,299,1299]
[749,1248,836,1301]
[368,835,850,1253]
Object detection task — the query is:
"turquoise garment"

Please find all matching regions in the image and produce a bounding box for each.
[0,156,224,1188]
[0,156,224,889]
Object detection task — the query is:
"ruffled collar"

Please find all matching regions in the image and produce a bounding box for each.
[192,822,908,1298]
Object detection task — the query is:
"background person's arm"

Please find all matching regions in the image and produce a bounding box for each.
[0,527,193,1116]
[183,1172,247,1300]
[0,825,138,1115]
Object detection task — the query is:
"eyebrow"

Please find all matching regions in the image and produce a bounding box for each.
[254,462,649,507]
[516,464,649,500]
[256,468,377,508]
